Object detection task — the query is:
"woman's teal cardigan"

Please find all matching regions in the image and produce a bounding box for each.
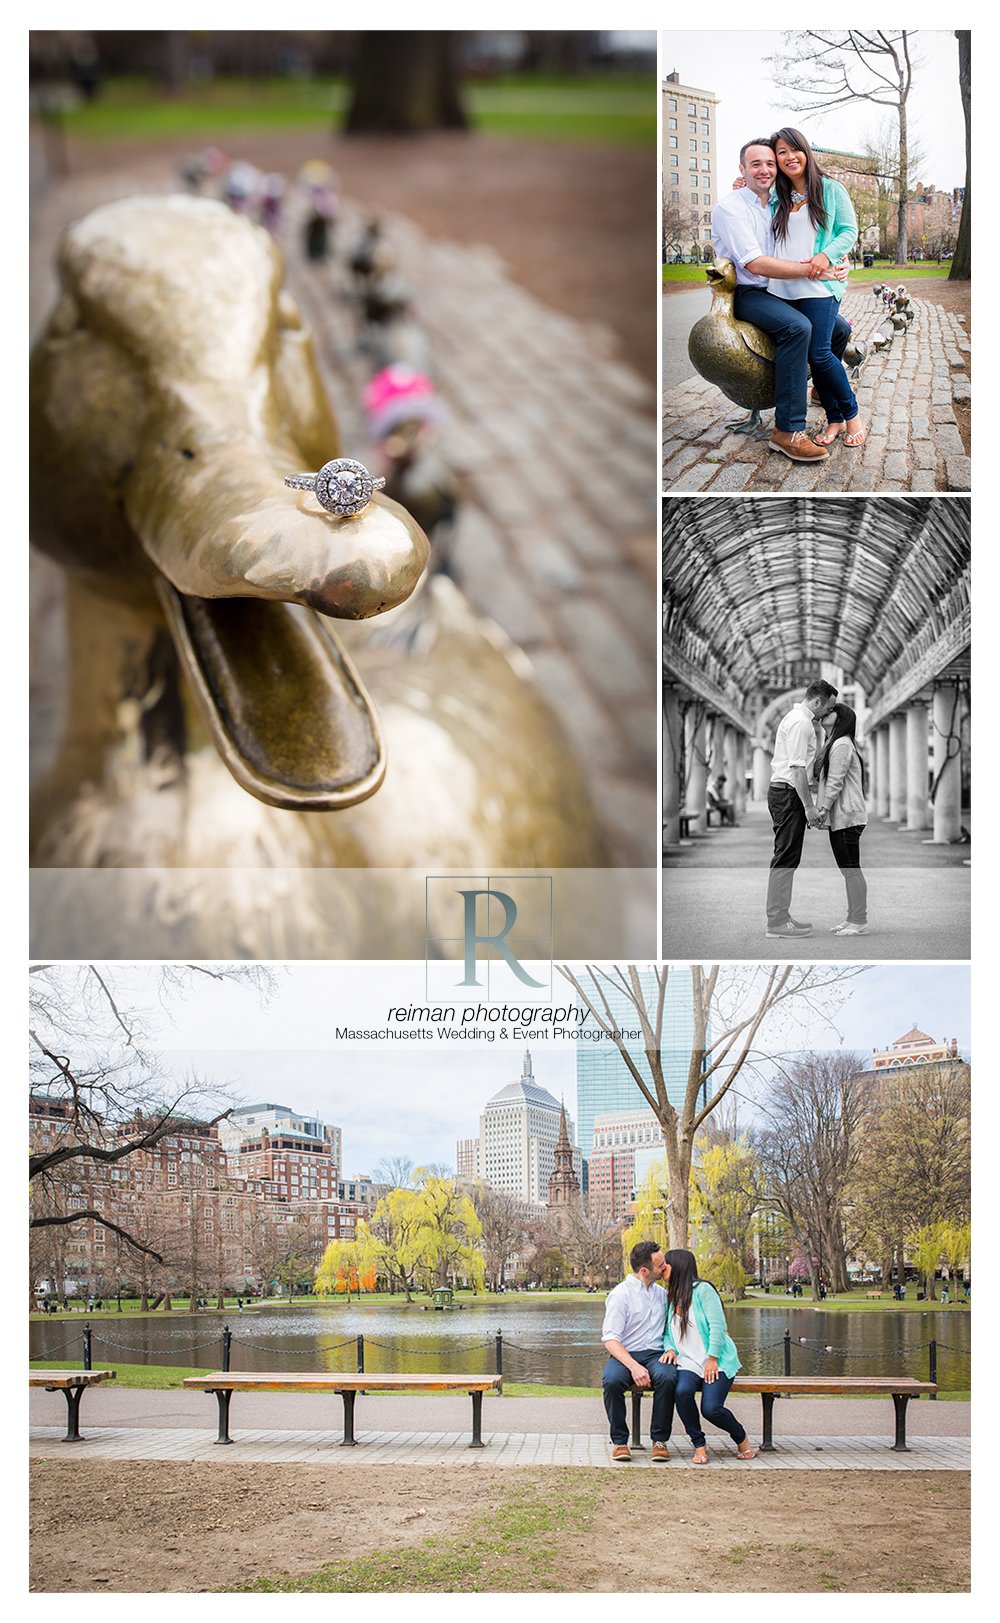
[662,1279,742,1378]
[773,176,858,301]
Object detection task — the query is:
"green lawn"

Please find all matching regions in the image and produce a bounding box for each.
[663,262,956,285]
[741,1290,971,1313]
[51,74,654,149]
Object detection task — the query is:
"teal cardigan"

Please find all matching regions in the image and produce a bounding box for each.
[663,1280,742,1378]
[772,176,858,301]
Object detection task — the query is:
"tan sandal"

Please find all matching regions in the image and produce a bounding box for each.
[844,429,866,447]
[736,1443,758,1460]
[812,423,844,447]
[692,1446,709,1465]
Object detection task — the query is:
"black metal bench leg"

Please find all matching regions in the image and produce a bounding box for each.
[630,1389,646,1449]
[469,1390,485,1448]
[759,1393,776,1452]
[62,1384,85,1443]
[891,1394,910,1452]
[341,1388,357,1446]
[214,1389,234,1444]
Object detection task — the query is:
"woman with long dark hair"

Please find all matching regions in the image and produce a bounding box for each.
[815,701,869,936]
[658,1249,756,1463]
[767,126,865,450]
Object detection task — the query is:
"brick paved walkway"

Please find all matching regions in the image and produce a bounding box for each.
[30,158,657,866]
[29,1425,968,1471]
[663,803,971,960]
[662,287,971,494]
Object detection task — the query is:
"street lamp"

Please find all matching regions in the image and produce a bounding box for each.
[785,1255,790,1291]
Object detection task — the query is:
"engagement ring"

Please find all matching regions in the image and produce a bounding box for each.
[284,457,385,517]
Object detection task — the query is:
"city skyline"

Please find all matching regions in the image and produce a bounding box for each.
[57,962,972,1173]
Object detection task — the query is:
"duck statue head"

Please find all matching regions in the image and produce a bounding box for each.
[30,196,612,957]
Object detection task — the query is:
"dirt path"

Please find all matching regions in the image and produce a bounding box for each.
[30,1460,969,1593]
[55,129,656,382]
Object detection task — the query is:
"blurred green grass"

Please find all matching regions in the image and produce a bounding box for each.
[53,75,654,148]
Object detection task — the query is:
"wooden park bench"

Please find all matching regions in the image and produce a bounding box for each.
[183,1371,501,1448]
[866,1290,884,1300]
[627,1374,936,1453]
[29,1368,116,1442]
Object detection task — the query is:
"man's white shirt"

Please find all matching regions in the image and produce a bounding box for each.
[770,701,821,785]
[711,186,774,288]
[601,1272,668,1352]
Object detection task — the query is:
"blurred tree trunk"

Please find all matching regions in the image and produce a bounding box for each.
[949,32,971,281]
[344,33,468,134]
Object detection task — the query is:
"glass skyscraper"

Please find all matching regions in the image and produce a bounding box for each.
[574,968,705,1160]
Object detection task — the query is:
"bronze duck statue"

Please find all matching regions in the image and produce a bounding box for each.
[687,257,775,434]
[29,195,610,959]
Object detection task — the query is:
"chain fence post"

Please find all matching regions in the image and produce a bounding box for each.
[495,1330,503,1393]
[356,1334,365,1374]
[82,1321,93,1370]
[222,1324,231,1371]
[783,1328,791,1377]
[928,1338,937,1398]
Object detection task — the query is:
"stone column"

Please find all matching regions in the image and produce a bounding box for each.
[752,744,770,802]
[875,726,891,819]
[733,733,747,816]
[889,713,907,823]
[905,699,929,832]
[662,685,681,846]
[710,715,726,787]
[685,706,708,835]
[931,682,962,844]
[724,726,740,815]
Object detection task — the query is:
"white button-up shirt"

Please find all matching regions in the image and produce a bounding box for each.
[601,1272,668,1352]
[770,702,821,786]
[711,186,775,288]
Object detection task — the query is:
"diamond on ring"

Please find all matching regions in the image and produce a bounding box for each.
[284,457,386,517]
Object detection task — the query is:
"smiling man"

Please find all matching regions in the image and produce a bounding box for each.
[711,137,852,463]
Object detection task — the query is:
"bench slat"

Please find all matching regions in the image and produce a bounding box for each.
[29,1369,116,1388]
[183,1372,500,1393]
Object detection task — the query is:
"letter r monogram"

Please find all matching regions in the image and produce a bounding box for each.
[457,889,545,987]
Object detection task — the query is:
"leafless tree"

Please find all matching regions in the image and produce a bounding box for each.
[768,31,917,263]
[755,1051,870,1296]
[467,1183,527,1291]
[29,964,275,1259]
[950,31,970,280]
[372,1155,416,1192]
[557,964,866,1248]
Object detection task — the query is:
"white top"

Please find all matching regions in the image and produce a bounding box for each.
[770,702,821,786]
[768,204,827,300]
[711,186,775,288]
[601,1272,668,1353]
[672,1310,709,1375]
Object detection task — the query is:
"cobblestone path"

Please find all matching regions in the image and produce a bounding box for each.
[662,287,971,494]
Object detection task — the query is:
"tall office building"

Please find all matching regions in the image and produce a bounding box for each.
[574,969,704,1161]
[478,1050,580,1209]
[663,70,719,260]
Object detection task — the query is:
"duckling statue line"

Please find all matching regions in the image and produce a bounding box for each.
[29,195,614,959]
[686,258,776,436]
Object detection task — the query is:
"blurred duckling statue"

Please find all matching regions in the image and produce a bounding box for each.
[29,196,607,957]
[687,257,775,434]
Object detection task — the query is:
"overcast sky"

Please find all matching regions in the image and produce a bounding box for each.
[663,30,966,192]
[56,962,970,1175]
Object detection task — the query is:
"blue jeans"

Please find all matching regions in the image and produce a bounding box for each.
[733,286,850,432]
[785,296,858,424]
[674,1367,747,1449]
[602,1350,677,1445]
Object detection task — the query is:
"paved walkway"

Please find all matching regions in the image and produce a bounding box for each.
[30,156,657,866]
[663,803,971,959]
[663,287,971,493]
[29,1423,968,1470]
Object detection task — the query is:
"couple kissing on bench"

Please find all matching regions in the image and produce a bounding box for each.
[602,1243,756,1464]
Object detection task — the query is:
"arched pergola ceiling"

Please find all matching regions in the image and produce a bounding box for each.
[663,498,970,713]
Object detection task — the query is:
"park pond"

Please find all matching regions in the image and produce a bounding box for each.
[30,1294,971,1392]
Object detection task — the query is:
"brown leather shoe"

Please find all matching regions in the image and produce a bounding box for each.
[611,1445,631,1462]
[652,1442,671,1462]
[768,428,829,463]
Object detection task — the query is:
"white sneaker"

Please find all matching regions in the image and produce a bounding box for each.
[834,922,869,935]
[828,921,849,932]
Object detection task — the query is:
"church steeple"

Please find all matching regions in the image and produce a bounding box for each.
[547,1098,580,1226]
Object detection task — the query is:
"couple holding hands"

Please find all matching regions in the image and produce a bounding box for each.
[601,1243,756,1464]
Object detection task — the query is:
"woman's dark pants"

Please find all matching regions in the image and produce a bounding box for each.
[602,1351,677,1445]
[674,1368,747,1449]
[828,824,868,923]
[786,295,859,424]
